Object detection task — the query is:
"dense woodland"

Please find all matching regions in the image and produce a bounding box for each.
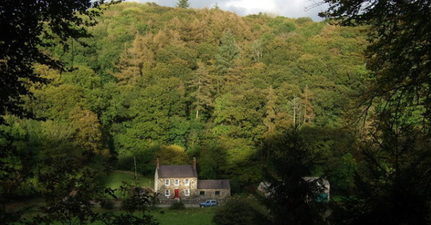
[1,2,367,196]
[2,0,431,224]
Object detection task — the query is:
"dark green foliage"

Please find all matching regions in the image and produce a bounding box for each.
[169,200,185,210]
[300,126,358,194]
[176,0,190,9]
[216,30,241,75]
[98,212,159,225]
[121,194,151,213]
[324,0,431,120]
[100,198,115,209]
[213,198,267,225]
[197,143,229,179]
[24,160,157,224]
[273,21,296,36]
[0,0,117,124]
[323,1,431,224]
[0,208,23,225]
[260,127,328,225]
[329,102,431,224]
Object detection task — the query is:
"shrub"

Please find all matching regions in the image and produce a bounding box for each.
[169,200,185,210]
[101,199,115,209]
[213,198,266,225]
[121,195,151,212]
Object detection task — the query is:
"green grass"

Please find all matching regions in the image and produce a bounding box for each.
[17,171,216,225]
[151,207,216,225]
[82,207,215,225]
[100,170,154,189]
[98,171,216,224]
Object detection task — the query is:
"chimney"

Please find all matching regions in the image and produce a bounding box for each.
[156,158,160,169]
[193,157,196,169]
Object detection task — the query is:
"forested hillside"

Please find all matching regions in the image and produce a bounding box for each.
[1,2,368,195]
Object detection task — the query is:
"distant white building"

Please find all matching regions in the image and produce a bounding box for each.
[258,177,330,201]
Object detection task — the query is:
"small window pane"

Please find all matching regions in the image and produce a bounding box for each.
[199,191,205,196]
[215,191,220,196]
[165,179,170,186]
[185,189,190,196]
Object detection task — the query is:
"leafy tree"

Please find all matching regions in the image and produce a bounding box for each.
[0,0,116,124]
[329,104,431,224]
[323,0,431,223]
[69,106,103,154]
[188,62,216,120]
[176,0,190,9]
[115,34,155,86]
[197,143,229,179]
[154,145,189,165]
[215,30,241,92]
[62,65,106,113]
[213,197,267,225]
[260,127,327,225]
[32,160,158,225]
[34,167,100,225]
[263,86,277,138]
[301,84,315,125]
[322,0,431,120]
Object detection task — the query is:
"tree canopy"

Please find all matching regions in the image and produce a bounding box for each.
[1,2,369,194]
[0,0,119,124]
[0,3,374,223]
[176,0,190,9]
[323,0,431,119]
[322,0,431,224]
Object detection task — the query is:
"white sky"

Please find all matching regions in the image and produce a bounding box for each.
[125,0,328,21]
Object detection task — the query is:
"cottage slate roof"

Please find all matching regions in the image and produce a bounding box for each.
[303,177,330,187]
[198,179,231,189]
[157,165,197,178]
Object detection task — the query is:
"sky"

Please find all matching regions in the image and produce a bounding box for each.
[125,0,328,21]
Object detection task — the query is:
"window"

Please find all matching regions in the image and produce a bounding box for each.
[174,179,179,186]
[199,191,205,196]
[165,189,170,196]
[215,191,220,196]
[165,179,170,186]
[185,189,190,196]
[184,179,190,186]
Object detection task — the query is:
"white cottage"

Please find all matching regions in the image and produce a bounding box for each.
[154,158,231,199]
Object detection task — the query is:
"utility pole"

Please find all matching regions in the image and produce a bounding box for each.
[134,156,137,186]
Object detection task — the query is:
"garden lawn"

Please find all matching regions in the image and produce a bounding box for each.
[100,170,154,189]
[151,207,216,225]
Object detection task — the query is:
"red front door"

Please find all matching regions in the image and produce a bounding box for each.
[174,189,179,199]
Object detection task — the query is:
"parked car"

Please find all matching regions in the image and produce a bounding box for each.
[200,199,217,207]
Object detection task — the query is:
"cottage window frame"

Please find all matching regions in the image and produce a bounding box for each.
[184,178,190,186]
[165,189,170,196]
[174,179,179,186]
[165,179,170,186]
[199,191,205,196]
[185,189,190,196]
[215,191,220,196]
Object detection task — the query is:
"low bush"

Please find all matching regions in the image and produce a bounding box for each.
[169,200,185,210]
[213,198,268,225]
[101,199,115,209]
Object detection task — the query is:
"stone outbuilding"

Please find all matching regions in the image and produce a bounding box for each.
[197,179,231,199]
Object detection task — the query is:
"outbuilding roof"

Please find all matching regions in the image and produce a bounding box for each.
[303,177,330,187]
[198,179,231,189]
[157,165,197,178]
